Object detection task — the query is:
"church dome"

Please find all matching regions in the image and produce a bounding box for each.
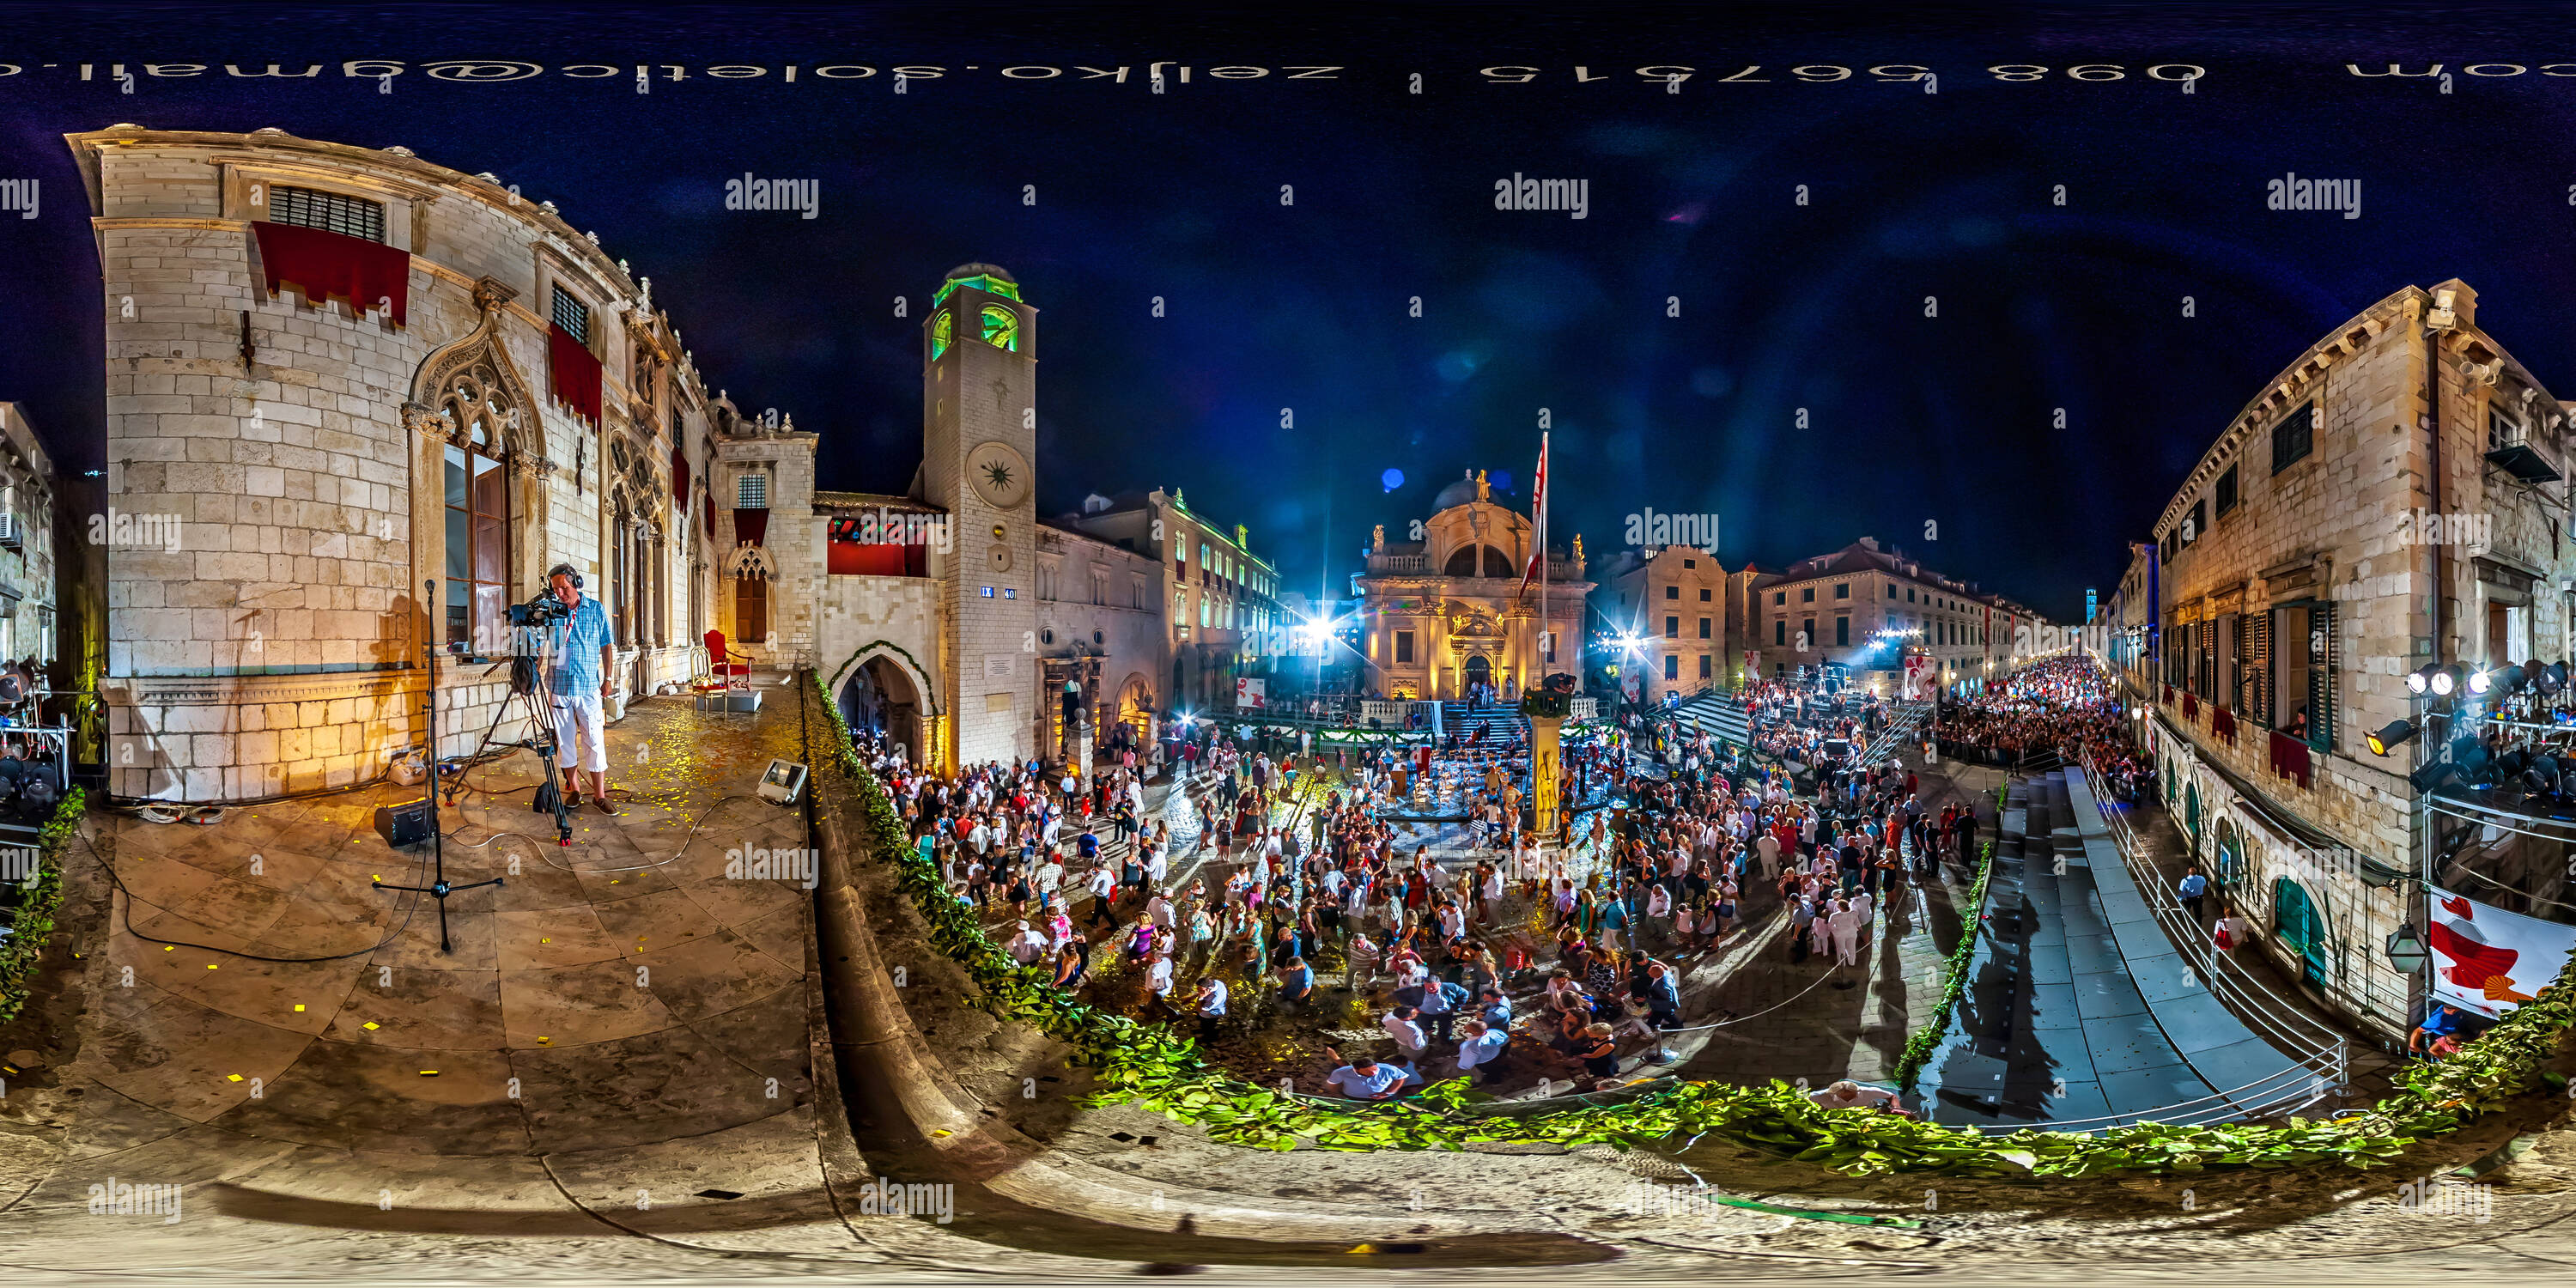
[1432,471,1481,511]
[945,263,1016,284]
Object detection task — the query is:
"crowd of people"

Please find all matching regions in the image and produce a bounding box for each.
[1740,680,1893,767]
[840,665,1986,1106]
[1934,654,2142,785]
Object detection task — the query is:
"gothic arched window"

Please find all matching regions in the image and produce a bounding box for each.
[440,369,517,655]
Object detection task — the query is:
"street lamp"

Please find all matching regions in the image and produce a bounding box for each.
[2385,920,2429,975]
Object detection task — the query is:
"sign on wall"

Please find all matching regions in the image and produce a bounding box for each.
[2428,886,2576,1018]
[1236,677,1266,710]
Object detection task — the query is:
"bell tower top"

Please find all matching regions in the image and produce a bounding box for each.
[921,264,1039,771]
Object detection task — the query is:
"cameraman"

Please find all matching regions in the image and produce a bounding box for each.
[544,563,619,815]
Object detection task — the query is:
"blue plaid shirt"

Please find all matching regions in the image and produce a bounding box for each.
[549,593,614,697]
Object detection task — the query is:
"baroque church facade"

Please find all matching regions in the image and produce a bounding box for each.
[1353,471,1589,701]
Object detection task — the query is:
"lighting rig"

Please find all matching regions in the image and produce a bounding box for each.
[2375,658,2576,813]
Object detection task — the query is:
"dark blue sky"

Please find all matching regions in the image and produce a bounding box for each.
[7,3,2576,622]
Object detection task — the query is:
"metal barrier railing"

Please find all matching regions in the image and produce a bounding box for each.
[1965,1059,2340,1134]
[2075,756,2351,1109]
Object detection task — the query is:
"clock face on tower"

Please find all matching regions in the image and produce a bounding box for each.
[965,440,1031,510]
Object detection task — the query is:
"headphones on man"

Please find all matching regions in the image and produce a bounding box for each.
[548,562,585,589]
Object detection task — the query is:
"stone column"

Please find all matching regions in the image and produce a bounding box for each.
[1530,710,1564,841]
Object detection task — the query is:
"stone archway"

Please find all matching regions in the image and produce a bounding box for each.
[1115,672,1154,745]
[841,654,926,763]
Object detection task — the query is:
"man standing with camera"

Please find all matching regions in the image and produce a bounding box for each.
[545,563,619,814]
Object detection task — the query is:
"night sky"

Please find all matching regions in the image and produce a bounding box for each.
[7,3,2576,623]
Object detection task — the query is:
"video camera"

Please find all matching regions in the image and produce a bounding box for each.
[507,588,569,629]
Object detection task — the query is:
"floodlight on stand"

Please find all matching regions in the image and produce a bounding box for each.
[2365,719,2418,757]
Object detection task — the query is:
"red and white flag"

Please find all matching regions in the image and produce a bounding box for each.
[1517,432,1549,605]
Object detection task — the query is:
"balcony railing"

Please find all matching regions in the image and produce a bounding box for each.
[2488,416,2563,484]
[1361,554,1586,580]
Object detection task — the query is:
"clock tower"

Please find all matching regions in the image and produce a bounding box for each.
[921,264,1039,770]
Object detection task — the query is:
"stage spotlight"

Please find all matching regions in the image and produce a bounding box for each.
[2449,734,2493,776]
[2496,747,2530,781]
[2488,665,2529,696]
[2410,759,2462,793]
[2526,754,2564,793]
[2407,664,2437,696]
[2366,719,2419,757]
[2470,668,2494,696]
[2433,665,2464,696]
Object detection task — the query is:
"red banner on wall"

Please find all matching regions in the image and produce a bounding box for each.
[2267,729,2312,789]
[251,220,410,325]
[549,322,603,427]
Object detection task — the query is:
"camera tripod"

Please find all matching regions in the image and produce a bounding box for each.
[453,589,579,849]
[374,581,508,956]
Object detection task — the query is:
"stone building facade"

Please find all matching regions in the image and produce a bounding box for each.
[1355,471,1589,701]
[70,126,738,800]
[2133,278,2576,1040]
[1751,538,2044,696]
[705,403,820,670]
[1064,488,1279,714]
[1595,546,1734,702]
[0,404,60,672]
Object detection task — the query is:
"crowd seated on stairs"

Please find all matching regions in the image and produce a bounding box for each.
[1740,679,1892,769]
[1936,655,2150,798]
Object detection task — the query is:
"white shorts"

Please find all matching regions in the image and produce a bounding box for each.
[552,691,609,774]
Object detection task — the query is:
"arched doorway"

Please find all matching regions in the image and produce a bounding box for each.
[1115,674,1154,746]
[2215,818,2244,894]
[2272,878,2329,987]
[2184,782,2202,854]
[734,571,769,643]
[1464,653,1492,695]
[840,655,924,763]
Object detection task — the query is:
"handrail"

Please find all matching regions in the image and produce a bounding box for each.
[1972,1059,2339,1133]
[2075,755,2351,1100]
